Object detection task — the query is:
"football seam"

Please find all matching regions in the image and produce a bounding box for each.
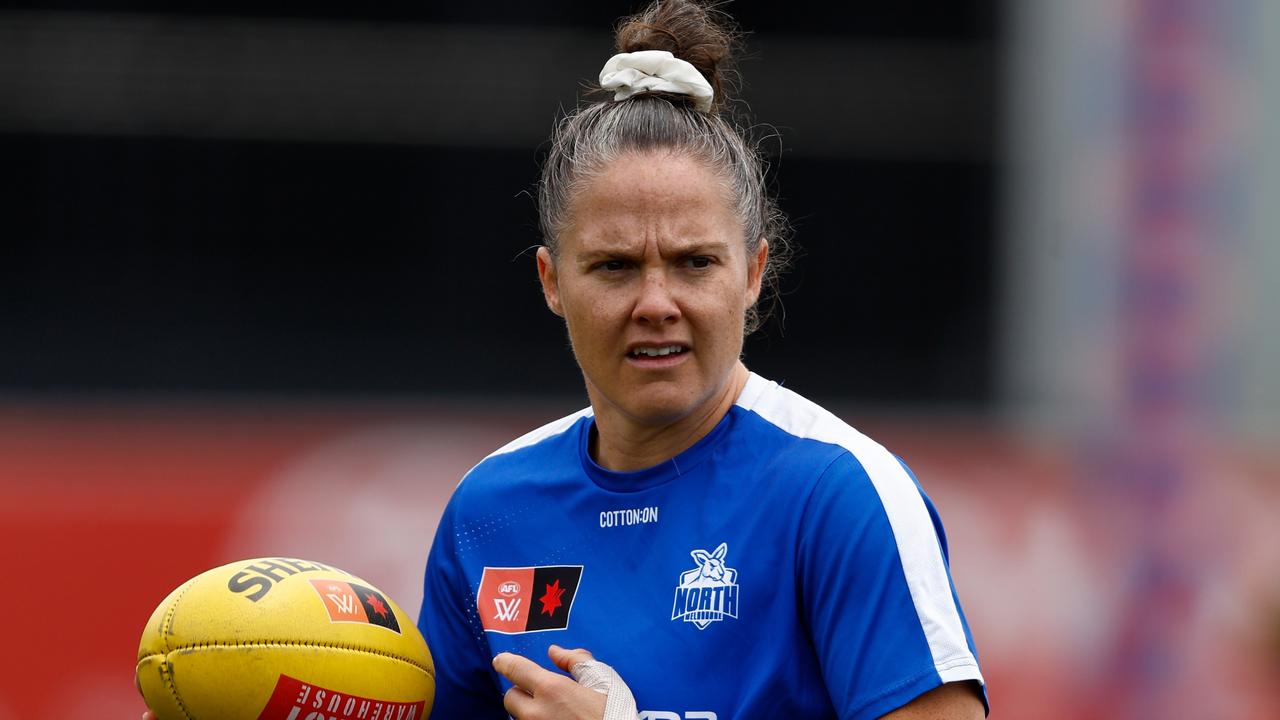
[160,580,199,720]
[146,640,435,677]
[159,578,197,655]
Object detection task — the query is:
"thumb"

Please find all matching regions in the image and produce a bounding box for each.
[551,645,614,695]
[548,644,595,675]
[548,645,638,720]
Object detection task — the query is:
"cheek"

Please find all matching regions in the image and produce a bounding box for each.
[562,293,619,353]
[692,277,751,320]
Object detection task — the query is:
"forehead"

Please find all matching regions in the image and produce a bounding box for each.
[563,151,741,250]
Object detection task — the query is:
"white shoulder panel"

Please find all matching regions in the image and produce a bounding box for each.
[736,373,984,686]
[485,406,595,460]
[453,406,594,491]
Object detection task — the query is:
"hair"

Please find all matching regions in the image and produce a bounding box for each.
[537,0,792,335]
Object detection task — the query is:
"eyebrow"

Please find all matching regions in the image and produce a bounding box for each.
[574,239,732,262]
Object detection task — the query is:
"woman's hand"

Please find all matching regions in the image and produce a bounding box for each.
[493,644,636,720]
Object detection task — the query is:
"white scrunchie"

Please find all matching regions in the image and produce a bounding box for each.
[599,49,714,112]
[570,657,639,720]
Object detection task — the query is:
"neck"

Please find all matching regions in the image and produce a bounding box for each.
[589,362,750,472]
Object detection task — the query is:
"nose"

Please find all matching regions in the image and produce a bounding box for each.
[632,269,680,326]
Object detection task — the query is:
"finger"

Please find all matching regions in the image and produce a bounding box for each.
[547,644,594,675]
[502,684,536,718]
[493,652,552,693]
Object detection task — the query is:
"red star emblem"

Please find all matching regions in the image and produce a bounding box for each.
[539,579,566,616]
[364,592,389,618]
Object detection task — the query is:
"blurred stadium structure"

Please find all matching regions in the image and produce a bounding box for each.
[0,1,1277,717]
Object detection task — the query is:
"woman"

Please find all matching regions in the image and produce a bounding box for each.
[134,3,983,718]
[417,2,987,719]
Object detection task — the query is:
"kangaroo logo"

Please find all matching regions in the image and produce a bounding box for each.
[671,542,739,630]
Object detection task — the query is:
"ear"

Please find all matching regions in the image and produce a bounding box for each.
[745,238,769,307]
[536,246,564,317]
[712,543,728,561]
[691,550,711,564]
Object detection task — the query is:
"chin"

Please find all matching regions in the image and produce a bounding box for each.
[620,389,706,426]
[627,406,691,427]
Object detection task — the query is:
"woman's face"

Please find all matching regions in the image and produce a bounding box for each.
[537,151,766,429]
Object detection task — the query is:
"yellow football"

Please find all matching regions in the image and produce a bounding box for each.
[136,557,434,720]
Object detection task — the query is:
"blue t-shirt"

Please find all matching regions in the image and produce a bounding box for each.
[419,373,985,719]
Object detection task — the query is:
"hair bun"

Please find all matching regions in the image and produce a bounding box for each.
[614,0,738,112]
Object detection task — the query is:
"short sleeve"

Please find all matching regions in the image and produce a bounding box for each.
[417,495,509,720]
[797,451,984,720]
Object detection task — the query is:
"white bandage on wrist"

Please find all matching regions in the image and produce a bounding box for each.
[569,657,639,720]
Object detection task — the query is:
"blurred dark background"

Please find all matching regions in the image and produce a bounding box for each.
[0,1,1000,405]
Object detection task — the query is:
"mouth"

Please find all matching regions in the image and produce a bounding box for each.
[627,345,688,358]
[625,344,691,368]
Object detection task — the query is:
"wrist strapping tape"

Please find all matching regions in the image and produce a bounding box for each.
[570,658,639,720]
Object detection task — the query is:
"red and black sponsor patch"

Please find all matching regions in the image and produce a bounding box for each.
[309,579,401,633]
[255,673,424,720]
[477,565,583,634]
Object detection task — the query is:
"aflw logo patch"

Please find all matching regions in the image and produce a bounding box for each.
[308,579,401,633]
[478,565,583,634]
[671,543,738,630]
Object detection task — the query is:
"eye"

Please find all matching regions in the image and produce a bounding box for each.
[683,256,714,270]
[590,259,630,273]
[600,259,629,272]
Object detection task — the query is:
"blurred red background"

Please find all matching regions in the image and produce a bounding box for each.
[2,403,1277,718]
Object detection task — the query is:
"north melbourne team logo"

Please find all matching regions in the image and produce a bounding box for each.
[671,542,739,630]
[478,565,583,634]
